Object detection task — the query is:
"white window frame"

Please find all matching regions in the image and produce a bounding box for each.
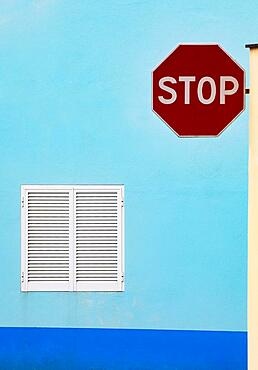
[21,185,124,292]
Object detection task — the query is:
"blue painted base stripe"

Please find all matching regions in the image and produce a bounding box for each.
[0,327,247,369]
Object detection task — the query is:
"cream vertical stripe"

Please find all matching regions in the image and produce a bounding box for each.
[248,46,258,370]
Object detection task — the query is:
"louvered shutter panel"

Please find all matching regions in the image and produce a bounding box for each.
[74,187,124,291]
[21,187,73,291]
[21,185,124,292]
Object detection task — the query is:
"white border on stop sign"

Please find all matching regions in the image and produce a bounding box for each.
[151,43,246,138]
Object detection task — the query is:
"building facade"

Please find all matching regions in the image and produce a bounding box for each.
[0,1,251,368]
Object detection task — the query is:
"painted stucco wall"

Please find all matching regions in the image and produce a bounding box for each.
[0,0,253,331]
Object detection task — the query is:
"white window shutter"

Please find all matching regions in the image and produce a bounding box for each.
[21,185,124,292]
[74,186,124,291]
[21,187,74,291]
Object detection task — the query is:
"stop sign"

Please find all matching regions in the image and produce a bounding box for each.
[152,44,245,137]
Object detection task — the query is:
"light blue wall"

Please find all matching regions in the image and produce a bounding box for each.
[0,0,254,331]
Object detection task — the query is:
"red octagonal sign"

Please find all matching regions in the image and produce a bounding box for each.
[152,44,245,137]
